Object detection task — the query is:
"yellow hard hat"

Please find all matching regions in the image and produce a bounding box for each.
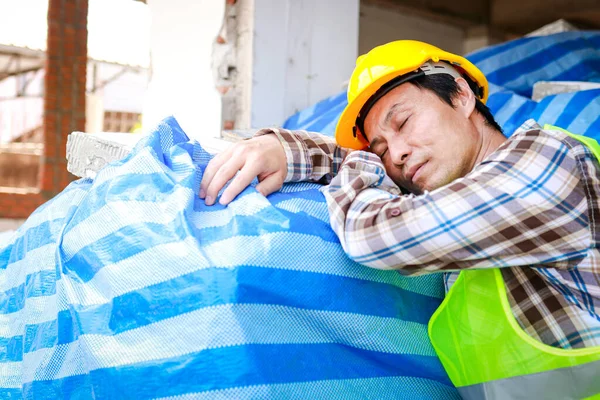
[335,40,489,150]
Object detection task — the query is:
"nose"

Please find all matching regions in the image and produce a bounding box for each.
[388,140,411,167]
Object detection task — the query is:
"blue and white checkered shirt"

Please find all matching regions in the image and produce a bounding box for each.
[257,119,600,349]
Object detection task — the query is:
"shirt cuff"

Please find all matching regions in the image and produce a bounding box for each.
[340,151,402,195]
[254,128,312,182]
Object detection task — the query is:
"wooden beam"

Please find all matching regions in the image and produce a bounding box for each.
[361,0,486,28]
[0,66,43,82]
[491,0,600,33]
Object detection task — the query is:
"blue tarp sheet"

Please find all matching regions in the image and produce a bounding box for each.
[0,117,455,399]
[283,31,600,140]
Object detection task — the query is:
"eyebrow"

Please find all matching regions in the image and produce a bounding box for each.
[383,103,404,125]
[368,102,404,148]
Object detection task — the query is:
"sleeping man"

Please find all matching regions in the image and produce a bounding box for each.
[199,40,600,398]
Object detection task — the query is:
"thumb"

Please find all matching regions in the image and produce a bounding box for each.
[255,173,284,197]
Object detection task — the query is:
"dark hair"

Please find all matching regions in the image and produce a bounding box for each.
[409,73,503,134]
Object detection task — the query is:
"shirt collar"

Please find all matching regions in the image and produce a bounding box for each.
[513,119,542,135]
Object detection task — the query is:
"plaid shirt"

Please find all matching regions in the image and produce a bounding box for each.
[256,120,600,349]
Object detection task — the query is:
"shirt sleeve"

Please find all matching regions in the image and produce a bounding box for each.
[323,129,591,275]
[254,128,348,184]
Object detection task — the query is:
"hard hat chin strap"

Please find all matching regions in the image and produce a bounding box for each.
[353,61,465,143]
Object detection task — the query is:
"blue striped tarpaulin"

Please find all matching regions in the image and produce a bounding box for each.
[0,117,457,399]
[283,31,600,140]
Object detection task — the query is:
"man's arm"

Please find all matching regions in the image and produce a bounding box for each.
[324,130,591,274]
[200,128,348,205]
[254,128,348,184]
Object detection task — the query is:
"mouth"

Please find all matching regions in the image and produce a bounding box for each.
[408,162,427,185]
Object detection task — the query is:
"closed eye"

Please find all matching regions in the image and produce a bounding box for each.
[398,116,410,131]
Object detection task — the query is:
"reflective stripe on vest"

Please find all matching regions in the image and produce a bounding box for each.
[428,125,600,400]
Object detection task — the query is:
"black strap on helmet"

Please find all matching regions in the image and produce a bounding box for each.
[352,61,484,143]
[353,70,425,142]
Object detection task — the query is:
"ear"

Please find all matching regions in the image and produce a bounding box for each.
[454,77,476,119]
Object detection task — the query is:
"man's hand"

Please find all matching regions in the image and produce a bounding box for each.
[199,134,288,205]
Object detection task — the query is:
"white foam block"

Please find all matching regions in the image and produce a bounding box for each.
[66,132,232,179]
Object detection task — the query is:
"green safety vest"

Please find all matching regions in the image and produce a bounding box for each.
[428,125,600,400]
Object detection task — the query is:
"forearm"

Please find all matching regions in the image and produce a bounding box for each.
[323,144,590,275]
[321,151,416,271]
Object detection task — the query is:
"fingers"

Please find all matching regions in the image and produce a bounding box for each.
[199,135,288,206]
[219,164,262,205]
[199,151,229,199]
[202,154,245,206]
[255,173,285,197]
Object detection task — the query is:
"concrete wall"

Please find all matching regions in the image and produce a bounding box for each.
[94,64,149,114]
[142,0,500,138]
[359,3,466,56]
[143,0,224,141]
[250,0,359,128]
[463,25,505,55]
[143,0,481,135]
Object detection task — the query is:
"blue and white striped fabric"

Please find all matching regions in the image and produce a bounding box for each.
[0,117,457,399]
[283,31,600,140]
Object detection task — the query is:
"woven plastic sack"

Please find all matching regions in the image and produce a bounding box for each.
[0,117,457,399]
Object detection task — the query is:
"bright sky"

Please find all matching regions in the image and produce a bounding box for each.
[0,0,151,67]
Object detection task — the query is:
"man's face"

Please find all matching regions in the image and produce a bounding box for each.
[363,81,480,194]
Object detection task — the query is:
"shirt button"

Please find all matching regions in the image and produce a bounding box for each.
[390,209,400,217]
